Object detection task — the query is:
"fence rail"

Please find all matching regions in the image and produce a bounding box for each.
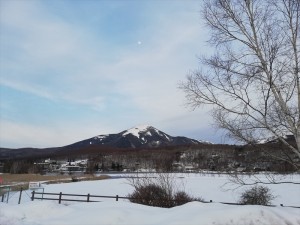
[30,191,300,208]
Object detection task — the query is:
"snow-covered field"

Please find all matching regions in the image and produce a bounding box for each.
[1,173,300,225]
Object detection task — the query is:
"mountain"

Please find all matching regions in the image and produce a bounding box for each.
[64,125,202,149]
[0,125,205,160]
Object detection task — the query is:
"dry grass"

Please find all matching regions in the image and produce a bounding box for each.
[0,173,110,191]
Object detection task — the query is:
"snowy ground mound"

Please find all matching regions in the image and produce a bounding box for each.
[1,200,300,225]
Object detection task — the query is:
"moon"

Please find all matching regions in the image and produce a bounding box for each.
[137,41,142,45]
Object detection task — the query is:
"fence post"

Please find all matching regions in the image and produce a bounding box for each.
[116,195,119,201]
[87,194,90,202]
[1,194,4,202]
[31,191,35,201]
[59,192,62,204]
[42,188,44,200]
[18,187,23,204]
[6,190,10,203]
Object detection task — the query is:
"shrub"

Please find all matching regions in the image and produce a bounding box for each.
[173,191,194,205]
[239,185,275,205]
[127,173,202,208]
[128,184,173,208]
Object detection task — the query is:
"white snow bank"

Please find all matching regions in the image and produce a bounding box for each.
[1,201,299,225]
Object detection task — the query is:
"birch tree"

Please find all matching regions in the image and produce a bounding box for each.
[180,0,300,169]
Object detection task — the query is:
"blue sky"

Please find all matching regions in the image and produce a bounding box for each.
[0,0,223,148]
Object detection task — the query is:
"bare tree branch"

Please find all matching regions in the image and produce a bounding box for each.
[179,0,300,169]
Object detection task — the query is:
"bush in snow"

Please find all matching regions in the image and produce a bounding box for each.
[127,173,202,208]
[239,185,275,206]
[128,184,173,208]
[173,191,201,205]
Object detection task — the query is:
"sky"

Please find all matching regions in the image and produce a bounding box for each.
[0,0,224,148]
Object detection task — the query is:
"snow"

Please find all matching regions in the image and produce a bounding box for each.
[163,133,171,141]
[141,137,146,143]
[145,131,152,136]
[94,135,108,140]
[257,138,274,144]
[198,139,213,144]
[257,135,289,144]
[122,125,152,138]
[1,173,300,225]
[1,201,299,225]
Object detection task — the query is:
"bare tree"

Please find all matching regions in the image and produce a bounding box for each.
[180,0,300,169]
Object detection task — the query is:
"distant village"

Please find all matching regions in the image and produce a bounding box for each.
[1,146,293,175]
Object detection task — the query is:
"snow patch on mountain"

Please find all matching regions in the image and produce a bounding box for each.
[164,133,172,141]
[94,135,108,140]
[199,140,213,144]
[257,135,294,144]
[122,125,153,138]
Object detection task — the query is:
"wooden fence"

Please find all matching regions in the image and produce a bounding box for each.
[31,191,124,204]
[30,191,300,208]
